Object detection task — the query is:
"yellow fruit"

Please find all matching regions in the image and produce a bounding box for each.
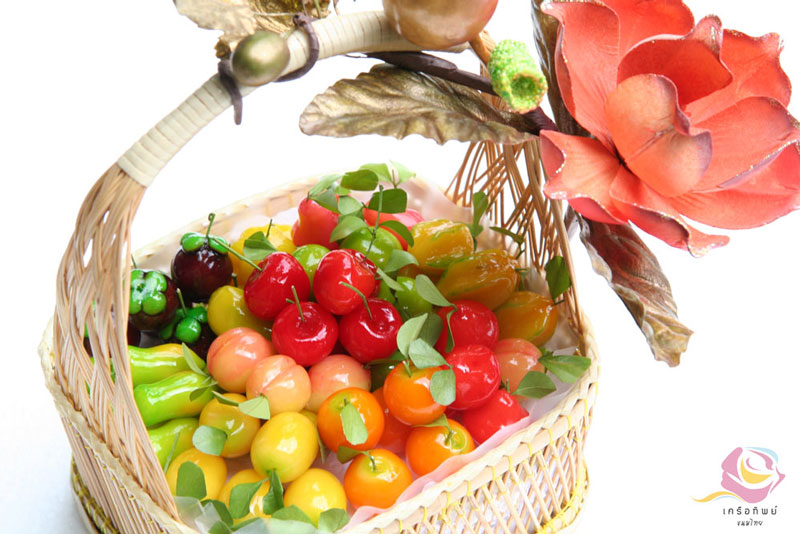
[250,412,318,483]
[284,468,347,526]
[165,448,227,500]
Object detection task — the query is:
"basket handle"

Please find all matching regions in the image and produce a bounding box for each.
[118,11,425,186]
[52,10,437,525]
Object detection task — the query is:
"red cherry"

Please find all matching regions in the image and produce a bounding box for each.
[292,197,340,250]
[435,300,499,353]
[363,208,424,250]
[244,252,310,321]
[272,302,338,367]
[460,388,528,443]
[313,250,377,315]
[339,298,403,363]
[445,345,501,410]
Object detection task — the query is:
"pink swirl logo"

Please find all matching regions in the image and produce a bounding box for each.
[695,447,785,503]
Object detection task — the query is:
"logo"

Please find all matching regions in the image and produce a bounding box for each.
[695,447,785,503]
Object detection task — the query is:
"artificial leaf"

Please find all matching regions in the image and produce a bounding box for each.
[360,163,392,183]
[514,371,556,399]
[376,267,404,291]
[192,425,228,456]
[340,402,368,446]
[318,508,350,533]
[390,161,415,185]
[414,275,453,308]
[490,226,525,245]
[176,462,207,500]
[205,500,234,527]
[545,256,572,300]
[430,369,456,406]
[330,215,367,242]
[336,446,361,463]
[239,395,271,420]
[176,0,331,56]
[396,315,428,356]
[578,218,692,366]
[408,339,447,369]
[380,221,415,248]
[212,391,240,406]
[383,249,418,272]
[261,470,284,515]
[310,189,339,213]
[209,521,233,534]
[190,377,217,401]
[417,414,451,429]
[470,192,489,238]
[308,174,342,197]
[300,65,536,145]
[337,196,363,216]
[162,433,181,474]
[539,354,591,383]
[418,313,443,346]
[272,505,315,525]
[341,169,379,191]
[183,343,207,376]
[367,188,408,214]
[229,481,263,519]
[445,307,456,353]
[243,231,277,263]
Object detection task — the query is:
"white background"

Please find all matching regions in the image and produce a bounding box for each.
[2,0,799,532]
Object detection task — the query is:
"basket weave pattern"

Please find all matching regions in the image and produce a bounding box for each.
[40,11,600,534]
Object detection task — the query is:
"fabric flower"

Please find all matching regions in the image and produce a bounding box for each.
[540,0,800,255]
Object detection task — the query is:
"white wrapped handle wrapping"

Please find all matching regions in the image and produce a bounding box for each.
[117,11,425,186]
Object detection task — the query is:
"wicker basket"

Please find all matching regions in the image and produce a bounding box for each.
[39,10,599,534]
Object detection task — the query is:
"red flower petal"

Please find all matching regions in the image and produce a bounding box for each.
[618,16,732,107]
[540,131,627,224]
[601,0,694,54]
[544,1,619,149]
[605,74,712,197]
[686,30,793,123]
[610,167,729,256]
[672,145,800,228]
[693,96,800,190]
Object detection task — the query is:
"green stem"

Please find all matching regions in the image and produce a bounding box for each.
[231,273,239,288]
[131,255,138,269]
[291,285,305,323]
[366,186,384,259]
[206,213,217,242]
[176,289,188,315]
[339,282,373,321]
[216,240,263,272]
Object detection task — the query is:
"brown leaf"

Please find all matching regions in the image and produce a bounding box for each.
[299,65,536,145]
[578,217,693,366]
[175,0,330,56]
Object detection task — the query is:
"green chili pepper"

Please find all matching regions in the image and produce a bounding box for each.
[147,417,199,468]
[134,371,216,427]
[129,344,206,387]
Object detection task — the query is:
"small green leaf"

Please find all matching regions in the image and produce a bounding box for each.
[514,371,556,398]
[341,169,379,191]
[209,520,233,534]
[430,369,456,406]
[239,395,271,420]
[192,425,228,456]
[337,196,363,216]
[490,226,525,245]
[330,215,368,242]
[359,163,392,183]
[189,377,217,401]
[470,192,489,238]
[376,267,404,291]
[445,307,457,353]
[205,500,234,527]
[182,344,207,376]
[367,188,408,214]
[414,275,453,308]
[545,256,572,300]
[212,391,240,406]
[243,231,277,263]
[162,433,181,474]
[340,402,368,446]
[418,313,443,347]
[417,414,451,429]
[396,314,428,356]
[336,446,361,463]
[379,221,415,248]
[176,462,206,500]
[539,355,591,383]
[310,189,339,213]
[389,161,415,185]
[308,174,342,197]
[408,339,447,369]
[229,481,263,519]
[261,470,284,515]
[272,505,315,525]
[318,508,350,533]
[383,249,418,273]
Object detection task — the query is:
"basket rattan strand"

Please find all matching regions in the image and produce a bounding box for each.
[40,10,600,534]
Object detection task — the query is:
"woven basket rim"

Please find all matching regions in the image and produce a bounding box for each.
[42,175,600,534]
